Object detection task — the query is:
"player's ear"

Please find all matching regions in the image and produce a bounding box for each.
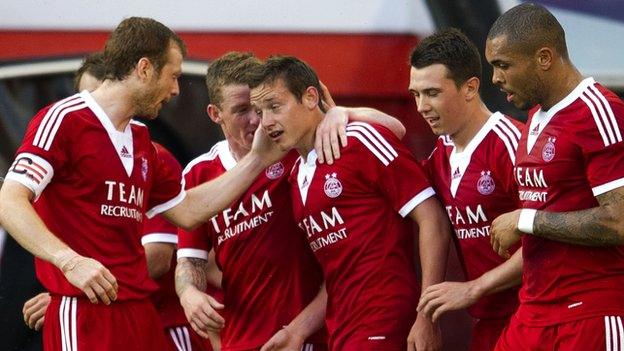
[536,47,554,71]
[302,86,320,110]
[207,104,222,124]
[136,57,154,82]
[464,77,480,101]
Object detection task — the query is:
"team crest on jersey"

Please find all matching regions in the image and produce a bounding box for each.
[324,173,343,198]
[265,162,285,179]
[477,170,495,195]
[141,157,148,181]
[542,137,556,162]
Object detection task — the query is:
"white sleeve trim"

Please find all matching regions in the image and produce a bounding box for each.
[146,189,186,219]
[592,177,624,197]
[177,248,209,260]
[399,187,436,217]
[5,152,54,200]
[141,233,178,245]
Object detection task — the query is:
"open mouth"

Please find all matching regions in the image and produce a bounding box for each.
[269,130,284,140]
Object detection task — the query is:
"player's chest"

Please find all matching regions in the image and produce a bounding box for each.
[515,122,584,189]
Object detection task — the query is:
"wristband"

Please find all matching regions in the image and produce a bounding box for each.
[517,209,537,234]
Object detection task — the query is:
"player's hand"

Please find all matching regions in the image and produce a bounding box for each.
[58,254,118,304]
[179,286,225,338]
[260,327,305,351]
[491,210,523,258]
[407,314,442,351]
[23,292,51,330]
[315,106,348,165]
[251,125,287,167]
[417,281,480,323]
[319,81,336,112]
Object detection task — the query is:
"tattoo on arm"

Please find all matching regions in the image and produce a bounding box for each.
[175,257,209,296]
[533,188,624,246]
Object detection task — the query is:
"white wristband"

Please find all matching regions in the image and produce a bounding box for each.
[517,209,537,234]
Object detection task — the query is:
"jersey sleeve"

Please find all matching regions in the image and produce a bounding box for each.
[576,86,624,196]
[142,214,178,246]
[346,122,435,217]
[145,143,185,218]
[4,99,78,199]
[176,163,213,260]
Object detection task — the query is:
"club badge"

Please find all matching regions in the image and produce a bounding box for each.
[542,137,556,162]
[265,162,285,179]
[477,170,495,195]
[141,157,148,182]
[324,173,342,198]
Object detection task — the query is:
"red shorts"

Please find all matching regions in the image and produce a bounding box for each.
[43,296,167,351]
[469,316,511,351]
[165,325,212,351]
[495,314,624,351]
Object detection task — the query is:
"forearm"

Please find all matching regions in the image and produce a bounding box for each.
[206,250,222,289]
[285,283,327,339]
[166,153,268,230]
[346,107,406,139]
[419,219,450,290]
[0,181,75,267]
[532,208,624,246]
[175,257,209,297]
[472,249,522,296]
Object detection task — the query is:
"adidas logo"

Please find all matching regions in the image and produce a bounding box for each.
[120,146,132,158]
[530,124,540,135]
[452,167,461,179]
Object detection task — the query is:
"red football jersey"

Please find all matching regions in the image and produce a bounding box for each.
[5,92,184,300]
[177,141,325,350]
[425,112,523,319]
[514,77,624,326]
[290,122,434,350]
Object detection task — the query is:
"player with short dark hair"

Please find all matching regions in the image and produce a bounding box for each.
[410,28,523,351]
[250,55,451,351]
[487,3,624,350]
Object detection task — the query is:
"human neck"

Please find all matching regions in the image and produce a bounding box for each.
[450,101,492,153]
[540,64,583,111]
[227,140,250,162]
[296,111,325,157]
[89,81,137,132]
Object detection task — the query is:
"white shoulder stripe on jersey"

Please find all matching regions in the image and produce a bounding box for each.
[589,84,622,143]
[494,121,519,149]
[182,143,221,176]
[492,126,517,165]
[177,248,209,260]
[497,116,522,140]
[33,94,81,147]
[41,103,88,151]
[581,85,622,147]
[141,233,178,245]
[348,122,398,157]
[346,131,391,166]
[399,187,435,217]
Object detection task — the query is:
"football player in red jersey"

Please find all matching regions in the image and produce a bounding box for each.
[250,56,451,351]
[175,52,407,351]
[487,3,624,350]
[0,17,283,351]
[410,28,523,351]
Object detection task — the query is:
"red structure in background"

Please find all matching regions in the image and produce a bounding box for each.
[0,31,436,157]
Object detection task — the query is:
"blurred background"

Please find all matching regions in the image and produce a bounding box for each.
[0,0,623,350]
